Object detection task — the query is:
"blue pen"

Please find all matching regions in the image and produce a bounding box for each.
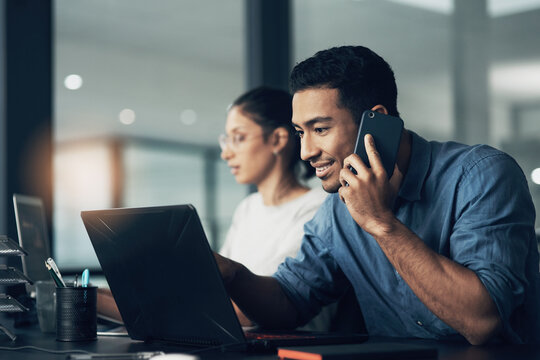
[81,268,90,287]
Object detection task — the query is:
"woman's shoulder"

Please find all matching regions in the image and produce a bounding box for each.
[303,187,328,206]
[283,187,328,219]
[285,187,326,206]
[231,192,263,215]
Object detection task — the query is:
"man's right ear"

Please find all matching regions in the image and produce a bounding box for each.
[371,104,388,115]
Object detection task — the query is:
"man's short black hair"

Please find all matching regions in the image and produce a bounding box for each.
[289,46,399,123]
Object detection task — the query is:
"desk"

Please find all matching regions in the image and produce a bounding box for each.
[1,324,539,360]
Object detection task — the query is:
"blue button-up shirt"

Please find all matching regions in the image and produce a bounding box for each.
[274,131,540,343]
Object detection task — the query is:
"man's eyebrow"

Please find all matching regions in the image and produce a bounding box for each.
[292,117,333,128]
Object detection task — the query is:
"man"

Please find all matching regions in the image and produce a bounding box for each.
[216,46,540,345]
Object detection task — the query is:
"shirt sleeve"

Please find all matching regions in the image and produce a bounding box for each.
[450,151,537,342]
[273,198,349,325]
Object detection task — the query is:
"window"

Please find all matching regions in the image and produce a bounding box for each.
[54,0,246,269]
[293,0,540,227]
[53,141,112,269]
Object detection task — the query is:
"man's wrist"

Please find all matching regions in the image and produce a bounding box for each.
[369,214,401,239]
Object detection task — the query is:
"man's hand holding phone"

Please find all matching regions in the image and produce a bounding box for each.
[339,134,404,236]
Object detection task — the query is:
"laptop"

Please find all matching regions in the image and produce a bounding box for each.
[80,204,367,350]
[13,194,53,297]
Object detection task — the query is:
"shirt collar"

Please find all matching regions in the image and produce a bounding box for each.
[398,131,431,202]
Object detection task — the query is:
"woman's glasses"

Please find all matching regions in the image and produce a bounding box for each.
[218,133,265,151]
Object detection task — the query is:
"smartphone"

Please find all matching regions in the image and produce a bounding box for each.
[352,110,404,178]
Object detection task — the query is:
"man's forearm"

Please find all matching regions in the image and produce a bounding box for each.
[227,263,300,329]
[215,252,300,329]
[372,219,501,345]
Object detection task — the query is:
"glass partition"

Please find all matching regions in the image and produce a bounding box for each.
[293,0,540,227]
[54,0,246,269]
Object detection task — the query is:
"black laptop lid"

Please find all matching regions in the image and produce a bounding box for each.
[81,205,245,346]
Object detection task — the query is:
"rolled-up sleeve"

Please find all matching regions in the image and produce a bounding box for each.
[451,152,536,342]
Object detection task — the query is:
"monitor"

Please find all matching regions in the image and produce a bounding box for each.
[13,194,52,296]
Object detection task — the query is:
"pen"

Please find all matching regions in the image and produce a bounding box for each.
[66,351,165,360]
[81,268,90,287]
[44,260,65,287]
[45,257,66,287]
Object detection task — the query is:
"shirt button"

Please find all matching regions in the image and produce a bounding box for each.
[416,320,423,326]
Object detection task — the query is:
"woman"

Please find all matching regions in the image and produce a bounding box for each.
[95,87,329,327]
[218,86,328,327]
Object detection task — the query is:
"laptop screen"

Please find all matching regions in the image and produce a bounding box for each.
[13,194,52,294]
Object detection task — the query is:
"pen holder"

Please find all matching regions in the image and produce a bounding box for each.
[56,285,97,342]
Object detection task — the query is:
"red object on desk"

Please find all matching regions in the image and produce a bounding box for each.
[278,347,323,360]
[277,343,438,360]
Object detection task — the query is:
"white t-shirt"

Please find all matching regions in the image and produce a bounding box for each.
[220,188,327,276]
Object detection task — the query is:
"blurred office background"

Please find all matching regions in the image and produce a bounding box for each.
[1,0,540,271]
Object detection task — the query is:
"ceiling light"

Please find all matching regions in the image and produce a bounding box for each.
[119,109,136,125]
[491,62,540,100]
[531,168,540,185]
[387,0,540,17]
[489,0,540,17]
[64,74,83,90]
[387,0,453,14]
[180,109,197,125]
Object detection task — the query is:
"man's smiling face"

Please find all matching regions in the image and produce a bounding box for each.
[292,88,359,193]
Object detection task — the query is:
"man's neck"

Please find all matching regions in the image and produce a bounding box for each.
[396,129,412,177]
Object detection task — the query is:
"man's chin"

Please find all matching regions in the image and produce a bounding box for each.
[321,179,341,193]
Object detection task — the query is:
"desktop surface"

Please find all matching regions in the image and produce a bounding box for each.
[1,320,539,360]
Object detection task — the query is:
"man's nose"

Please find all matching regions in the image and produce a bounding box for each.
[300,135,319,162]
